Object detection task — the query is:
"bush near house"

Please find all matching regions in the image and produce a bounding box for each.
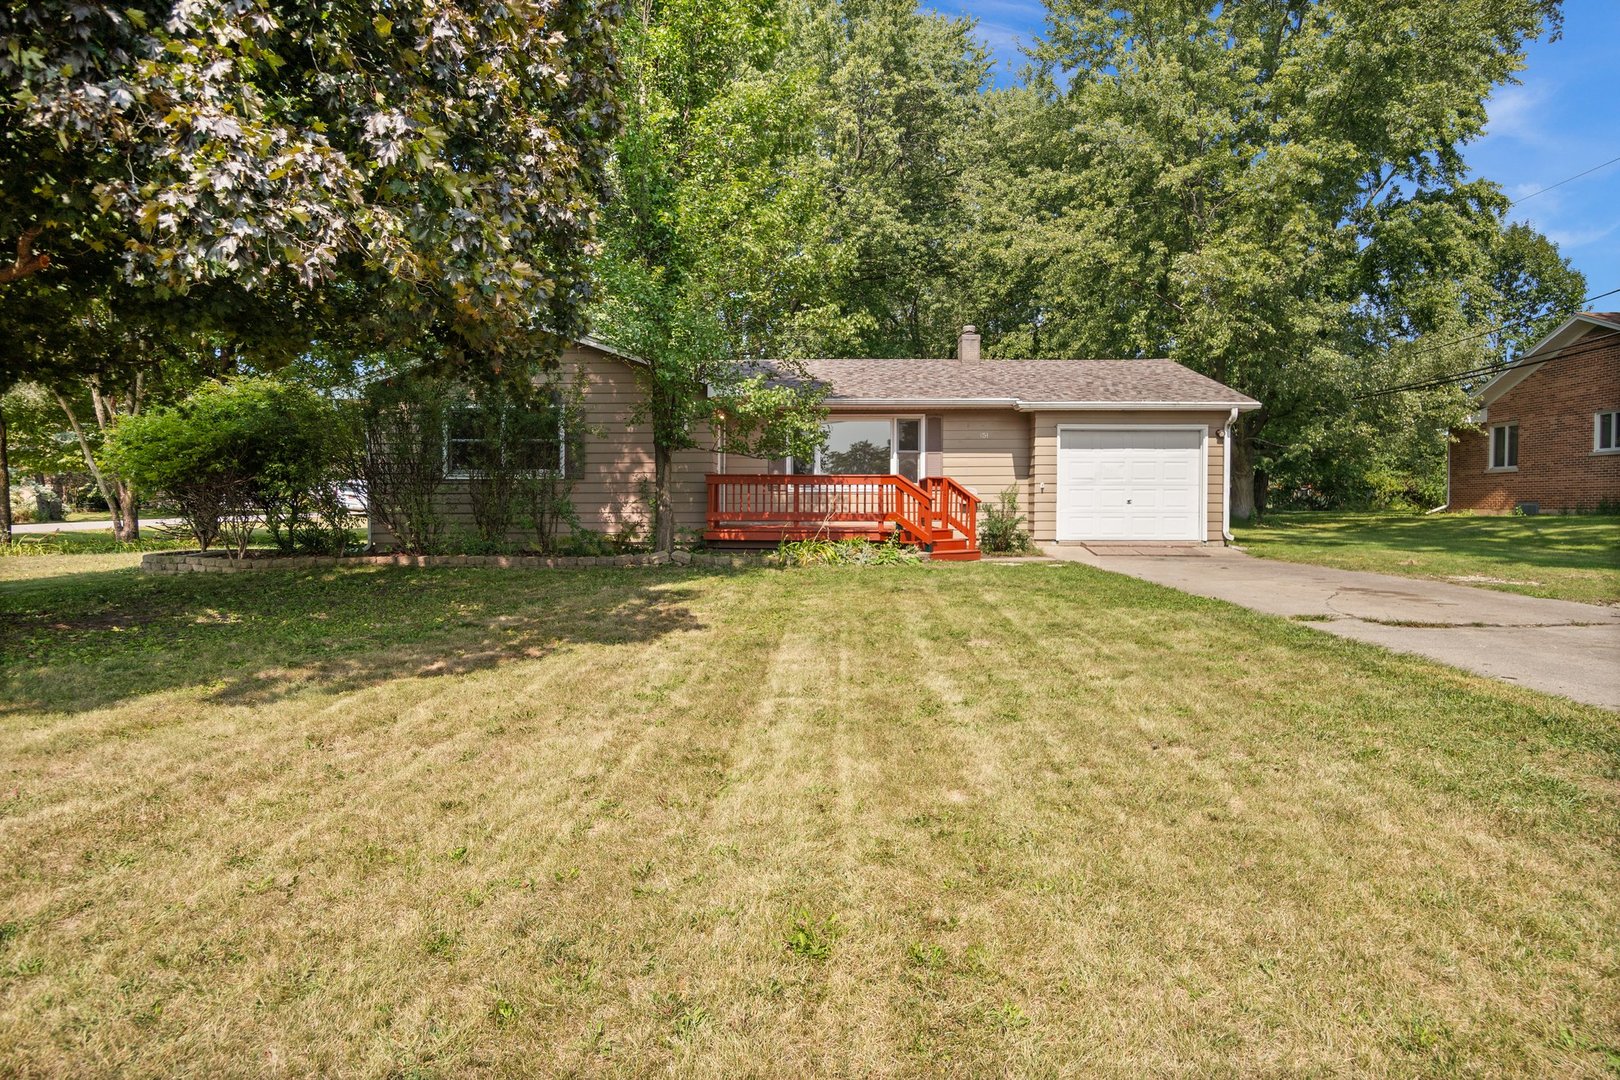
[358,373,590,556]
[105,379,356,557]
[978,486,1035,555]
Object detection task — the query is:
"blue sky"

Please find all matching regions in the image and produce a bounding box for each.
[925,0,1620,309]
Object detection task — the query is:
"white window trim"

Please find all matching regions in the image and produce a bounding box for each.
[1486,421,1519,473]
[444,398,570,480]
[789,415,927,477]
[1053,423,1208,543]
[1594,410,1620,455]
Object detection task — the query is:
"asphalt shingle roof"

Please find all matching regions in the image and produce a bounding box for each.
[761,358,1258,408]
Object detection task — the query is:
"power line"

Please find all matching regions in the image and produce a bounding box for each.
[1363,285,1620,371]
[1363,332,1616,398]
[1509,152,1620,207]
[1357,328,1618,400]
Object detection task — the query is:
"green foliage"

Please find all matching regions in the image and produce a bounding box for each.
[776,0,992,358]
[969,0,1576,514]
[784,909,842,961]
[978,486,1035,554]
[776,535,921,566]
[449,374,592,553]
[357,373,452,556]
[592,0,830,549]
[106,378,354,555]
[0,384,82,479]
[1,0,622,372]
[0,530,193,558]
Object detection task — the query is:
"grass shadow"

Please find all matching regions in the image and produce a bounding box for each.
[1,563,721,715]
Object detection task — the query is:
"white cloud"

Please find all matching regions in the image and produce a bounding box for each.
[1542,217,1620,251]
[1484,83,1558,145]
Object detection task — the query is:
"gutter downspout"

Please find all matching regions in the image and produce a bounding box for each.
[1428,436,1451,514]
[1222,407,1237,544]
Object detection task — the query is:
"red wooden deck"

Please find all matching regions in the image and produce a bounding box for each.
[704,474,981,560]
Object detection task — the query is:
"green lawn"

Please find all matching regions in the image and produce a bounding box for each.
[2,554,1617,1075]
[1,529,194,564]
[1234,511,1620,605]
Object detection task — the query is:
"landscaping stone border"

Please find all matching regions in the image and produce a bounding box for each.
[140,548,777,575]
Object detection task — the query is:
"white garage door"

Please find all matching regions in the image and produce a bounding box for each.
[1056,427,1204,542]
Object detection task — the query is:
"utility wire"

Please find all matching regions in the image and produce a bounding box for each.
[1362,332,1616,398]
[1364,285,1620,369]
[1348,285,1620,399]
[1357,329,1619,399]
[1509,152,1620,207]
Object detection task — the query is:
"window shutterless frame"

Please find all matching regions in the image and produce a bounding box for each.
[789,415,927,477]
[443,393,570,479]
[1487,422,1518,471]
[1595,411,1620,454]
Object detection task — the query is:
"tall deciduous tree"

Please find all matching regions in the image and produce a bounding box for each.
[968,0,1572,517]
[2,0,621,368]
[778,0,991,358]
[592,0,826,551]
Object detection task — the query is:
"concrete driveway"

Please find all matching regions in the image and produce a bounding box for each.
[1045,545,1620,711]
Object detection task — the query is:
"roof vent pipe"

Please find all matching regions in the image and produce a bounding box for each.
[957,325,981,361]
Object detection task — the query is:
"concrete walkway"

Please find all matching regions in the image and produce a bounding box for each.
[9,517,185,534]
[1045,545,1620,711]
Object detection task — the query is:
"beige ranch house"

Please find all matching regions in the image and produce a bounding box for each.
[390,327,1260,560]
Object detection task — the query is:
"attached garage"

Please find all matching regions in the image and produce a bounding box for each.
[1055,426,1206,542]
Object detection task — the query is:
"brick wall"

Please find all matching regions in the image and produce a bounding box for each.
[1448,329,1620,512]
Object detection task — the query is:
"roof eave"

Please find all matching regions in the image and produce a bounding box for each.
[1475,313,1615,405]
[1012,400,1261,412]
[823,396,1259,410]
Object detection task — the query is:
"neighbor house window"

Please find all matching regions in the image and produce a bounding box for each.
[1596,411,1620,454]
[1488,422,1518,470]
[445,393,569,478]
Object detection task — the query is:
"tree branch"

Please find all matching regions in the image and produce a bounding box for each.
[0,227,51,285]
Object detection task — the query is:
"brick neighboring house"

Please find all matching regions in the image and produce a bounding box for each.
[1447,311,1620,513]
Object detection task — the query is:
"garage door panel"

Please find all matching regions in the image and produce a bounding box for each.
[1056,427,1203,542]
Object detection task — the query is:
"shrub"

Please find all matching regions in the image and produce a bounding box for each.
[978,486,1034,554]
[356,374,452,555]
[106,379,354,556]
[459,379,588,553]
[358,370,590,556]
[777,535,921,566]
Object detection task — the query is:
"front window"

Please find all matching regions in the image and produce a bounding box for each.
[1489,422,1519,470]
[1596,411,1620,453]
[792,417,924,476]
[446,393,568,478]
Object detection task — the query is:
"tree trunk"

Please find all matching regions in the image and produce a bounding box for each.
[0,400,11,545]
[1229,431,1257,523]
[54,389,134,540]
[55,383,143,541]
[115,482,140,542]
[652,441,675,553]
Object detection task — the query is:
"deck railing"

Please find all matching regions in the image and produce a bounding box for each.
[706,473,981,551]
[706,473,937,544]
[923,477,978,545]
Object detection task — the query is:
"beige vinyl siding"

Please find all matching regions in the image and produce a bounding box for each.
[372,343,721,549]
[1029,410,1229,543]
[937,409,1033,511]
